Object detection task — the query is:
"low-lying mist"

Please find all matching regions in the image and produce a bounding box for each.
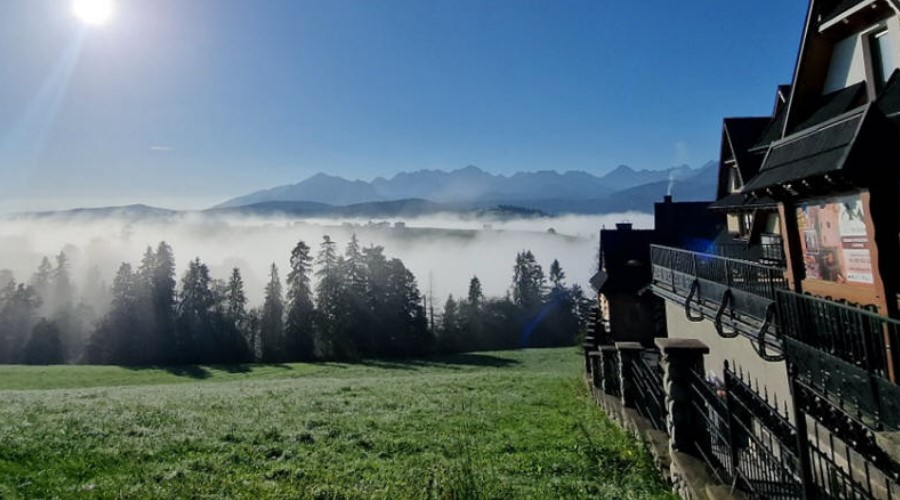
[0,211,653,308]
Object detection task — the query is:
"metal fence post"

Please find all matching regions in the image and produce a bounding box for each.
[787,362,816,500]
[723,362,742,485]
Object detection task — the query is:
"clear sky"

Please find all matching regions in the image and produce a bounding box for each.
[0,0,809,211]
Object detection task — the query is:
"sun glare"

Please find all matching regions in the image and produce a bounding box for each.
[73,0,114,26]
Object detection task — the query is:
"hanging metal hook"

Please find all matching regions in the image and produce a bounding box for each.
[715,289,740,339]
[684,279,705,322]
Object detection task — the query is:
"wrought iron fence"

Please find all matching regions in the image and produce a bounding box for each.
[777,289,898,382]
[725,365,804,499]
[687,367,736,486]
[777,289,900,432]
[686,363,804,499]
[805,418,900,499]
[714,241,787,268]
[651,245,788,302]
[628,349,667,432]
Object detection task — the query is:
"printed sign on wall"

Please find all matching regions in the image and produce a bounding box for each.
[795,194,873,284]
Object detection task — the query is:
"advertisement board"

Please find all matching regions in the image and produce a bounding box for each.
[795,195,873,284]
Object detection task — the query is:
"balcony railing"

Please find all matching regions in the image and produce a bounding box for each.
[777,290,900,433]
[650,245,789,358]
[713,241,786,268]
[652,245,787,301]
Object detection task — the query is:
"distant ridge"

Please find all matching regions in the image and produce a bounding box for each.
[10,162,718,219]
[215,161,717,214]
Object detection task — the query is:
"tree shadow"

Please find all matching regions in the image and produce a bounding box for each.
[207,363,294,373]
[123,363,296,379]
[359,352,520,371]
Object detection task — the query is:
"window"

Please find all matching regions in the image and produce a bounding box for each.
[739,213,754,239]
[869,28,897,90]
[728,166,741,193]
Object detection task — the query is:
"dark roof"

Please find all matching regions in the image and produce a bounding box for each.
[708,193,777,210]
[878,70,900,118]
[821,0,872,24]
[597,228,656,294]
[724,118,770,181]
[750,105,788,152]
[743,104,900,194]
[790,82,866,133]
[589,271,608,292]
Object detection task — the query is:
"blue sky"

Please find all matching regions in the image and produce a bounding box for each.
[0,0,808,211]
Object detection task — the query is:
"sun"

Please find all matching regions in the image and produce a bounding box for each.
[73,0,114,26]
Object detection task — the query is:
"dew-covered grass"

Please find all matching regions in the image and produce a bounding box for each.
[0,348,672,499]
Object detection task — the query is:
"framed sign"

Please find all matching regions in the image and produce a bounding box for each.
[795,194,873,285]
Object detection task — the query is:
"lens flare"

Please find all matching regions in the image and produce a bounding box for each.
[73,0,114,26]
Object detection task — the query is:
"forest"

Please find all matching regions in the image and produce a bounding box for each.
[0,235,591,366]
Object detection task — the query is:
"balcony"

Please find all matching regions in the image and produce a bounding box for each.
[777,290,900,433]
[650,245,789,358]
[712,235,786,268]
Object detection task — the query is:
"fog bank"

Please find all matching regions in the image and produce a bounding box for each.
[0,211,653,307]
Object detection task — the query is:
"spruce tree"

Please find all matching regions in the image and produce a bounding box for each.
[260,263,285,362]
[286,241,315,361]
[152,242,177,363]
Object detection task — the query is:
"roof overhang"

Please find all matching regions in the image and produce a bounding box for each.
[708,193,778,210]
[742,104,900,197]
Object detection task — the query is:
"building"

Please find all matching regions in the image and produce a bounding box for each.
[590,200,722,347]
[586,1,900,497]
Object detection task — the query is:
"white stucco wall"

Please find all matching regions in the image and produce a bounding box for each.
[824,34,867,94]
[663,301,793,415]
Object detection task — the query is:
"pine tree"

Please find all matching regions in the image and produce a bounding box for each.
[178,258,216,363]
[315,236,347,359]
[512,250,545,311]
[152,242,177,363]
[549,259,566,292]
[341,234,370,356]
[286,241,315,361]
[22,319,64,365]
[226,268,247,330]
[86,263,139,364]
[30,257,53,312]
[384,258,429,357]
[260,263,285,362]
[0,281,41,363]
[467,276,484,306]
[440,294,462,352]
[362,244,389,357]
[51,252,74,310]
[459,276,485,351]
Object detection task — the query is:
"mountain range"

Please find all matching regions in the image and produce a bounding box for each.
[216,161,718,215]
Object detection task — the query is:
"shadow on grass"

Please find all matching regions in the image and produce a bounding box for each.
[116,353,518,379]
[360,353,520,371]
[123,363,295,379]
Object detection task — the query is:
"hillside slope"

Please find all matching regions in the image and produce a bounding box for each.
[0,349,671,499]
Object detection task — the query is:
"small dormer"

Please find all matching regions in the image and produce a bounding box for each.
[784,0,900,134]
[820,2,899,99]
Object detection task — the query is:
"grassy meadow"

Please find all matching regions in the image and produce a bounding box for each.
[0,348,672,499]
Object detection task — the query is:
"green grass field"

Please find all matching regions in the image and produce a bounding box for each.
[0,348,672,499]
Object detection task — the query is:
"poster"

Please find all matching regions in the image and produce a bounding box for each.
[795,194,873,285]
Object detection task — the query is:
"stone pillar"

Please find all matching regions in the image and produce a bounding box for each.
[616,342,643,408]
[655,338,709,454]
